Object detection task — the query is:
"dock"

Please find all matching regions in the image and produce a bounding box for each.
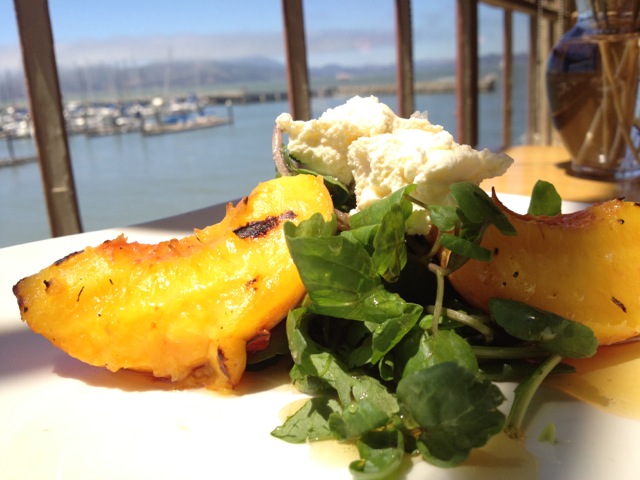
[201,74,496,104]
[141,115,231,136]
[0,155,37,168]
[334,74,496,96]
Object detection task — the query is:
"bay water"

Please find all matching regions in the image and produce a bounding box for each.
[0,86,528,248]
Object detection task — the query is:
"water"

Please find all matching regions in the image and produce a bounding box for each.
[0,86,527,248]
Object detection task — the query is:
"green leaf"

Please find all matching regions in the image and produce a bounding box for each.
[321,175,353,210]
[285,307,399,412]
[428,204,459,232]
[340,188,412,282]
[369,303,422,363]
[283,149,354,210]
[450,182,516,236]
[538,423,557,444]
[398,329,478,379]
[436,183,517,273]
[528,180,562,216]
[286,214,422,361]
[342,225,379,252]
[285,211,337,238]
[285,307,312,367]
[271,397,342,443]
[397,362,505,467]
[245,320,289,365]
[422,330,479,372]
[439,232,492,262]
[286,308,356,405]
[285,227,381,310]
[349,185,416,229]
[329,399,390,440]
[371,204,408,282]
[489,298,598,358]
[288,363,334,396]
[347,302,422,367]
[349,429,405,480]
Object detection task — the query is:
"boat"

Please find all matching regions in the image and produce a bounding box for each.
[141,114,230,136]
[141,96,231,136]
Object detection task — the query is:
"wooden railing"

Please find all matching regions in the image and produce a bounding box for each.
[13,0,574,238]
[282,0,573,148]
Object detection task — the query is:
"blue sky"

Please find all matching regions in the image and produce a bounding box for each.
[0,1,531,70]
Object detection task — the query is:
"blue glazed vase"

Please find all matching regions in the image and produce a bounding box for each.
[546,0,640,179]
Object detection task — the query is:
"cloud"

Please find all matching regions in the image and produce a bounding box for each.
[0,45,22,71]
[53,32,286,67]
[0,32,285,72]
[305,29,396,66]
[2,28,406,73]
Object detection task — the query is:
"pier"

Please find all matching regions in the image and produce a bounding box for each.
[0,155,37,168]
[201,74,496,104]
[141,115,232,136]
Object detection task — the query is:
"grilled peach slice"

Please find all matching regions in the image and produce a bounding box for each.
[447,196,640,345]
[13,175,334,390]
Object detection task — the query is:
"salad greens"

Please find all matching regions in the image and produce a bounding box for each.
[268,179,597,478]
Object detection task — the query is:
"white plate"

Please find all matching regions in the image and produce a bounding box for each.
[1,195,639,480]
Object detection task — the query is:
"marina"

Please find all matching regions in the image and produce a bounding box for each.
[1,94,234,145]
[0,74,497,147]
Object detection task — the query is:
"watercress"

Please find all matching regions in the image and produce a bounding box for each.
[270,180,596,478]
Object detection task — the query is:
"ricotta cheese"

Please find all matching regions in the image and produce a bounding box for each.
[276,95,513,235]
[276,95,440,185]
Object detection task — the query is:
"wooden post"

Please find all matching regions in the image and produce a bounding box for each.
[538,12,555,145]
[502,9,514,149]
[281,0,311,120]
[456,0,479,147]
[527,12,539,144]
[14,0,82,237]
[395,0,415,118]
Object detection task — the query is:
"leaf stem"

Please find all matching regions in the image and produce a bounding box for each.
[504,353,563,439]
[427,263,448,334]
[425,306,494,343]
[272,125,291,177]
[472,345,549,359]
[425,232,443,260]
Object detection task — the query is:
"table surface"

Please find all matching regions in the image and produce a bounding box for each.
[145,145,633,233]
[481,145,640,203]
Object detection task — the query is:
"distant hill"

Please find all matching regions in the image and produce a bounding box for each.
[1,53,528,104]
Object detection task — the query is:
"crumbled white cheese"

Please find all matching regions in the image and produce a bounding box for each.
[276,95,513,235]
[276,95,440,185]
[349,128,513,234]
